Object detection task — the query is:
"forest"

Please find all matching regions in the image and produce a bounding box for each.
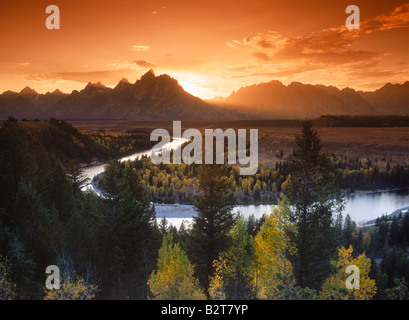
[0,117,408,300]
[94,147,409,205]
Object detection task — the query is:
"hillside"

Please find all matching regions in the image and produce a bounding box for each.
[0,118,155,165]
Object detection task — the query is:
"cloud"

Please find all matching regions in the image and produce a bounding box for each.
[224,3,409,83]
[226,40,241,48]
[24,58,159,86]
[131,60,156,68]
[131,45,150,51]
[24,69,131,84]
[360,3,409,34]
[226,64,258,73]
[246,31,283,49]
[227,65,316,79]
[345,68,408,79]
[252,52,270,61]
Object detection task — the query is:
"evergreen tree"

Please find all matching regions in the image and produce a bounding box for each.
[6,232,37,298]
[286,120,342,289]
[65,160,91,195]
[158,216,169,236]
[188,165,235,291]
[403,212,409,244]
[380,248,409,288]
[97,161,158,299]
[0,117,33,210]
[388,217,402,247]
[377,219,389,249]
[343,214,356,248]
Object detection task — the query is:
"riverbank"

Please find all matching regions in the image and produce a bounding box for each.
[364,205,409,226]
[342,187,409,198]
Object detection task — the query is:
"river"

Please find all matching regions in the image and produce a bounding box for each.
[153,189,409,229]
[81,137,187,188]
[82,141,409,229]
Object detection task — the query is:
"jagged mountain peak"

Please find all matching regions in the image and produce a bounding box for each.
[119,78,130,84]
[85,81,107,88]
[49,89,64,95]
[139,69,156,82]
[20,86,37,95]
[114,78,132,90]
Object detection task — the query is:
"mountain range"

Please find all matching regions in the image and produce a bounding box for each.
[211,80,409,119]
[0,69,407,120]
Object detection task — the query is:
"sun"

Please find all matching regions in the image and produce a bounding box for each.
[179,79,204,98]
[167,72,215,100]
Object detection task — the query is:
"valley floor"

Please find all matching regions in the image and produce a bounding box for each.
[69,119,409,168]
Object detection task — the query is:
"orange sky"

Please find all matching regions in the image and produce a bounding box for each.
[0,0,408,99]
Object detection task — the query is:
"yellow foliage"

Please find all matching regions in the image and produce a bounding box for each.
[253,195,297,299]
[44,277,98,300]
[0,255,17,300]
[320,246,377,300]
[208,255,227,300]
[148,233,206,300]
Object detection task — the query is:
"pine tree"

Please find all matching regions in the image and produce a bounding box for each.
[158,216,169,235]
[188,165,235,291]
[97,161,158,298]
[286,120,342,289]
[343,214,357,248]
[6,232,37,298]
[0,117,33,210]
[65,160,90,195]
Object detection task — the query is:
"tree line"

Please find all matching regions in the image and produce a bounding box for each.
[0,118,408,300]
[94,148,409,206]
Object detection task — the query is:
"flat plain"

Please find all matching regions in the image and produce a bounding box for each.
[68,119,409,167]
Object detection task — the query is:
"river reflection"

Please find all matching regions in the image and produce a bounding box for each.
[155,189,409,229]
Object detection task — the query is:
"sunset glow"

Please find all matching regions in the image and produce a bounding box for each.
[0,0,408,99]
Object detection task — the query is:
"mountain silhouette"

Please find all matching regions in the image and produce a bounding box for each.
[211,80,408,119]
[0,71,407,120]
[0,70,237,120]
